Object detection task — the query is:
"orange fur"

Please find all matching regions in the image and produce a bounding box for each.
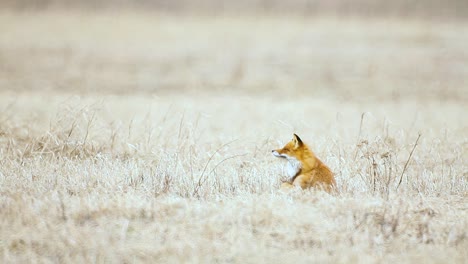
[272,134,336,193]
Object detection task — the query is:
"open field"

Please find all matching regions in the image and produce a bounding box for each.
[0,11,467,263]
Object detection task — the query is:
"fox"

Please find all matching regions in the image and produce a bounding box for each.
[272,134,336,193]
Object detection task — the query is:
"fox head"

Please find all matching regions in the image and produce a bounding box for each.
[271,134,304,160]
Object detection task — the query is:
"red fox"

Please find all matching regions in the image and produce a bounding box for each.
[272,134,336,193]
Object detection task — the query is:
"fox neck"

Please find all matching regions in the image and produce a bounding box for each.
[294,146,318,172]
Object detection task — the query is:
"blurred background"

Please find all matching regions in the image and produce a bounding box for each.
[0,0,467,100]
[3,0,468,18]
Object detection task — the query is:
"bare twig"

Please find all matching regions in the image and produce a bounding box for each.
[194,153,248,197]
[353,112,366,160]
[82,110,96,146]
[396,133,422,190]
[206,153,248,180]
[58,191,67,221]
[193,139,238,196]
[67,118,77,139]
[177,110,186,142]
[127,117,134,141]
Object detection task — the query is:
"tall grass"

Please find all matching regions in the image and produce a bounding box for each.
[0,12,466,263]
[0,95,466,262]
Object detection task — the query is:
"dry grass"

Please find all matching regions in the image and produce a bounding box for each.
[0,11,467,263]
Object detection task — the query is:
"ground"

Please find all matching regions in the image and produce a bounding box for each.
[0,11,467,263]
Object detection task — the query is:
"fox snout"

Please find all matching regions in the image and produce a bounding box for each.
[272,150,286,158]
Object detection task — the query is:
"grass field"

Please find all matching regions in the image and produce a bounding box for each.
[0,11,467,263]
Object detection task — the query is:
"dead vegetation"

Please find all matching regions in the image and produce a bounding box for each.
[0,11,467,264]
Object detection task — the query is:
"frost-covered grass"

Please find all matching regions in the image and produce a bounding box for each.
[0,11,466,263]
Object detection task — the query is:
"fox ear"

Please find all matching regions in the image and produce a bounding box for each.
[293,134,303,148]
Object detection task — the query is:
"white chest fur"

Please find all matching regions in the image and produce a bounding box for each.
[286,158,302,178]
